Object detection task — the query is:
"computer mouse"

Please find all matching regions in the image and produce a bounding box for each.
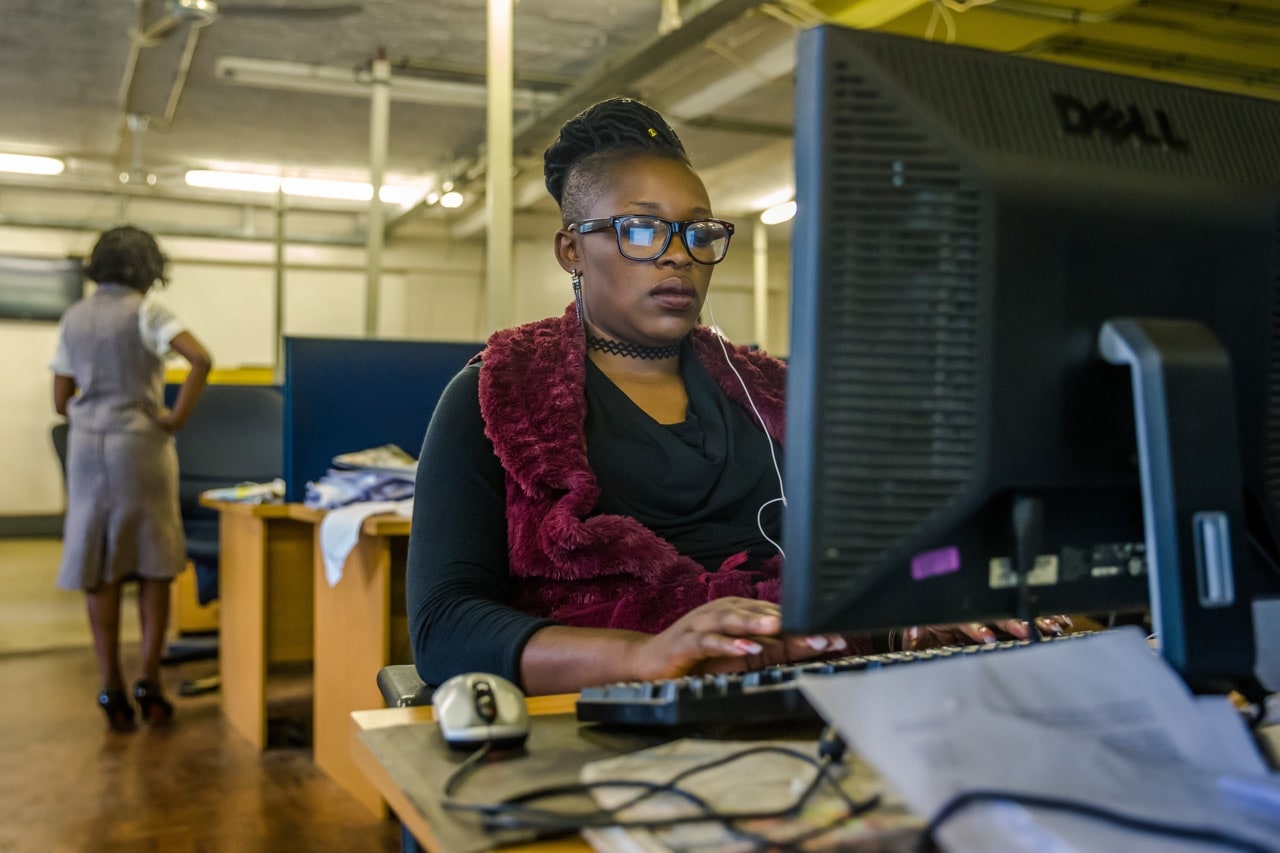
[432,672,530,750]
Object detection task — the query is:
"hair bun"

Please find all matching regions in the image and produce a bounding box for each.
[543,97,686,207]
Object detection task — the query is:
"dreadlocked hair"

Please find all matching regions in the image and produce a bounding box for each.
[86,225,169,293]
[543,97,689,223]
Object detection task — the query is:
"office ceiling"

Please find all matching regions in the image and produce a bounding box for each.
[0,0,1277,243]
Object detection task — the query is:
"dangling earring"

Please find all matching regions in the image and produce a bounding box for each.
[571,270,585,326]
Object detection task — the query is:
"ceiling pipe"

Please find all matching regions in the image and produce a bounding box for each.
[137,0,219,44]
[0,212,367,246]
[113,0,218,183]
[213,56,562,110]
[161,24,203,125]
[365,48,391,338]
[486,0,515,333]
[0,174,424,219]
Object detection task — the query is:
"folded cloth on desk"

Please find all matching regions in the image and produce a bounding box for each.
[799,627,1280,853]
[304,468,415,510]
[200,478,285,504]
[331,443,417,476]
[319,498,413,587]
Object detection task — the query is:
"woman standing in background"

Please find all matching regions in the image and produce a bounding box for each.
[50,225,212,731]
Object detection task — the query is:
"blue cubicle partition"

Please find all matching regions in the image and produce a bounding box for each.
[282,337,483,502]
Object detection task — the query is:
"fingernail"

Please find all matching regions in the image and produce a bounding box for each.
[734,639,762,654]
[831,636,847,651]
[981,629,997,643]
[805,636,830,651]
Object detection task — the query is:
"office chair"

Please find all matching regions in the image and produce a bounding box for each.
[376,664,432,852]
[171,384,283,600]
[377,664,432,708]
[165,384,284,674]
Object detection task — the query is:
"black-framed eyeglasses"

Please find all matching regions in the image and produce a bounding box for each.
[568,215,735,265]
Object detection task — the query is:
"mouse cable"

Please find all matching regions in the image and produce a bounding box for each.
[443,743,866,823]
[442,741,879,843]
[442,741,493,798]
[919,788,1274,853]
[474,760,877,847]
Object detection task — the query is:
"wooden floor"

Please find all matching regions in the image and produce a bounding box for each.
[0,539,402,852]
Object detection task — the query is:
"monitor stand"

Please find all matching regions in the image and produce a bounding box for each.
[1099,318,1256,692]
[1254,597,1280,693]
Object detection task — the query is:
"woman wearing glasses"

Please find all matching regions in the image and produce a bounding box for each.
[406,98,850,695]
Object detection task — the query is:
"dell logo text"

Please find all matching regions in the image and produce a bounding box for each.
[1052,94,1190,152]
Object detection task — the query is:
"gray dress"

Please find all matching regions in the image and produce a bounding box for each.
[54,285,185,590]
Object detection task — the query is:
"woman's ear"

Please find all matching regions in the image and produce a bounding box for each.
[554,229,580,274]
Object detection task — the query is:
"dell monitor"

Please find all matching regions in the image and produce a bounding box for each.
[781,25,1280,692]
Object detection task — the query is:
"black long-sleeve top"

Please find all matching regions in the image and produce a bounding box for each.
[406,351,784,690]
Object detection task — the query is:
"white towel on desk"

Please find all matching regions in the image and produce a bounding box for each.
[319,498,413,587]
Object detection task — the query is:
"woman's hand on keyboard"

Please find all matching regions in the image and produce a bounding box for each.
[627,597,849,681]
[899,615,1073,650]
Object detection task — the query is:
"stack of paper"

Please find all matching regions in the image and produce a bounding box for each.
[800,627,1280,852]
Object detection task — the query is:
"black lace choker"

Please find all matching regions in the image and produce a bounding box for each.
[586,334,680,360]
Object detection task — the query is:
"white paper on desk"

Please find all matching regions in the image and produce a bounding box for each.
[799,627,1280,852]
[319,499,412,587]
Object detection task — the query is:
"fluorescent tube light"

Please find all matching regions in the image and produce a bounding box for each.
[750,187,794,211]
[0,153,66,176]
[379,185,428,205]
[185,170,280,193]
[184,169,426,205]
[281,176,372,201]
[760,200,796,225]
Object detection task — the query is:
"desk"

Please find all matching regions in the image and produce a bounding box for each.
[349,698,905,852]
[291,506,413,817]
[351,697,592,853]
[203,499,315,750]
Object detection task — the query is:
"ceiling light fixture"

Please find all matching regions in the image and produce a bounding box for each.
[213,56,559,111]
[139,0,219,43]
[184,169,426,205]
[760,200,796,225]
[0,153,66,176]
[438,190,465,209]
[169,0,219,26]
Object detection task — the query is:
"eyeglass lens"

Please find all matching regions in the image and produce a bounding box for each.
[618,216,730,263]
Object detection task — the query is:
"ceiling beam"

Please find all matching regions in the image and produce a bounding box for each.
[504,0,777,161]
[387,0,775,235]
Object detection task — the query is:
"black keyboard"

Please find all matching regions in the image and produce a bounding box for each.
[576,633,1097,727]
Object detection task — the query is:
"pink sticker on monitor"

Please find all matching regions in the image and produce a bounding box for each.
[911,546,960,580]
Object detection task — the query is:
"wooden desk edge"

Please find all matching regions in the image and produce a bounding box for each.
[350,695,583,853]
[200,498,297,518]
[203,500,412,533]
[280,502,412,536]
[362,515,411,536]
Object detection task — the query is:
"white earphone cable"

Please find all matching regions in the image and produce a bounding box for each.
[704,301,787,559]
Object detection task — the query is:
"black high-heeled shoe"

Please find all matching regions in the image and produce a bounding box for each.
[133,678,174,724]
[98,688,136,732]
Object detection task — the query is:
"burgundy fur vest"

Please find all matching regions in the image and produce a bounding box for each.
[476,305,789,633]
